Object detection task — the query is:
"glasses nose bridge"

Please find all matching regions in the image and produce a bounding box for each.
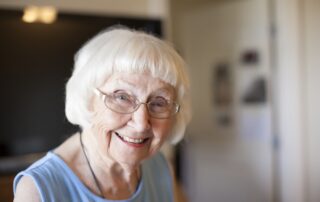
[134,101,150,112]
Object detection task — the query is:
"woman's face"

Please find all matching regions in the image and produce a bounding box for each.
[89,72,176,167]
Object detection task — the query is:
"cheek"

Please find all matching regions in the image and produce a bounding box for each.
[91,110,127,134]
[90,111,129,154]
[153,120,174,140]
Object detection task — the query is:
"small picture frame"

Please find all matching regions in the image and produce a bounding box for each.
[213,62,232,107]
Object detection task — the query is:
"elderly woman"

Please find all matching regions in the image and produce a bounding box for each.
[13,27,191,201]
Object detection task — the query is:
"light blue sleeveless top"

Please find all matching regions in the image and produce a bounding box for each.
[14,151,173,202]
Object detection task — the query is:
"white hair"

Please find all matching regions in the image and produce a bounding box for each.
[65,27,191,144]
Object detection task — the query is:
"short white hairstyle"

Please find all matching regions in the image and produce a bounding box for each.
[65,27,191,144]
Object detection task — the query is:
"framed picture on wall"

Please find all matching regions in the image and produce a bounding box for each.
[212,62,232,126]
[213,62,232,107]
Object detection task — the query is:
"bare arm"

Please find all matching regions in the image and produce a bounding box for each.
[14,176,41,202]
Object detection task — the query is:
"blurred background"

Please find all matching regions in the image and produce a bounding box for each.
[0,0,319,202]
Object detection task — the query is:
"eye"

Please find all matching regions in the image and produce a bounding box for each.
[112,92,135,105]
[153,99,168,107]
[149,97,170,112]
[114,92,131,100]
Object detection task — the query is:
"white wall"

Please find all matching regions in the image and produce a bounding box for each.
[263,0,320,201]
[273,0,320,201]
[304,0,320,201]
[171,0,273,201]
[273,0,306,201]
[172,0,320,201]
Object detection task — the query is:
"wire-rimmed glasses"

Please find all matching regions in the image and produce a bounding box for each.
[94,89,180,119]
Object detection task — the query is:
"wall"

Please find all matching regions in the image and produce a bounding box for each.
[0,0,172,38]
[171,0,273,201]
[172,0,320,201]
[304,0,320,201]
[273,0,320,201]
[273,0,306,201]
[0,0,165,18]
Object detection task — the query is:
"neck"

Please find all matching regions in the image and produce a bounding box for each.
[79,131,141,199]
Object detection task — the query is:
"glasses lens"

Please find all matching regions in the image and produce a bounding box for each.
[147,98,178,119]
[105,92,137,114]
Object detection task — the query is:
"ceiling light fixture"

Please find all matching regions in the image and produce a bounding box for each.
[22,6,57,24]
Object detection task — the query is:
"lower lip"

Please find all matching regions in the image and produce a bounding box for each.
[115,133,150,148]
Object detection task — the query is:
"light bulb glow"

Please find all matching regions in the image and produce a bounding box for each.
[22,6,57,24]
[39,6,57,24]
[22,6,39,23]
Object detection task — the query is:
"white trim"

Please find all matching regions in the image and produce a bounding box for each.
[273,0,307,201]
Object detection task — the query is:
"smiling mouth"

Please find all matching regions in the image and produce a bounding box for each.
[115,132,150,146]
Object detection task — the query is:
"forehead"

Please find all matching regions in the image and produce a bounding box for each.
[101,72,176,96]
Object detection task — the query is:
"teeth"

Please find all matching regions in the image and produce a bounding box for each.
[123,136,144,144]
[117,133,145,144]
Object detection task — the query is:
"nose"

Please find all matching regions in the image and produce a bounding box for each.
[130,103,151,132]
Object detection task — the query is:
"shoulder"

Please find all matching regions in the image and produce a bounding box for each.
[14,175,41,202]
[145,152,167,165]
[144,152,171,174]
[141,152,174,200]
[13,152,57,186]
[13,153,55,202]
[145,152,186,202]
[13,152,68,201]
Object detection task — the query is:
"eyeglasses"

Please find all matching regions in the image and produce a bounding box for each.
[94,89,180,119]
